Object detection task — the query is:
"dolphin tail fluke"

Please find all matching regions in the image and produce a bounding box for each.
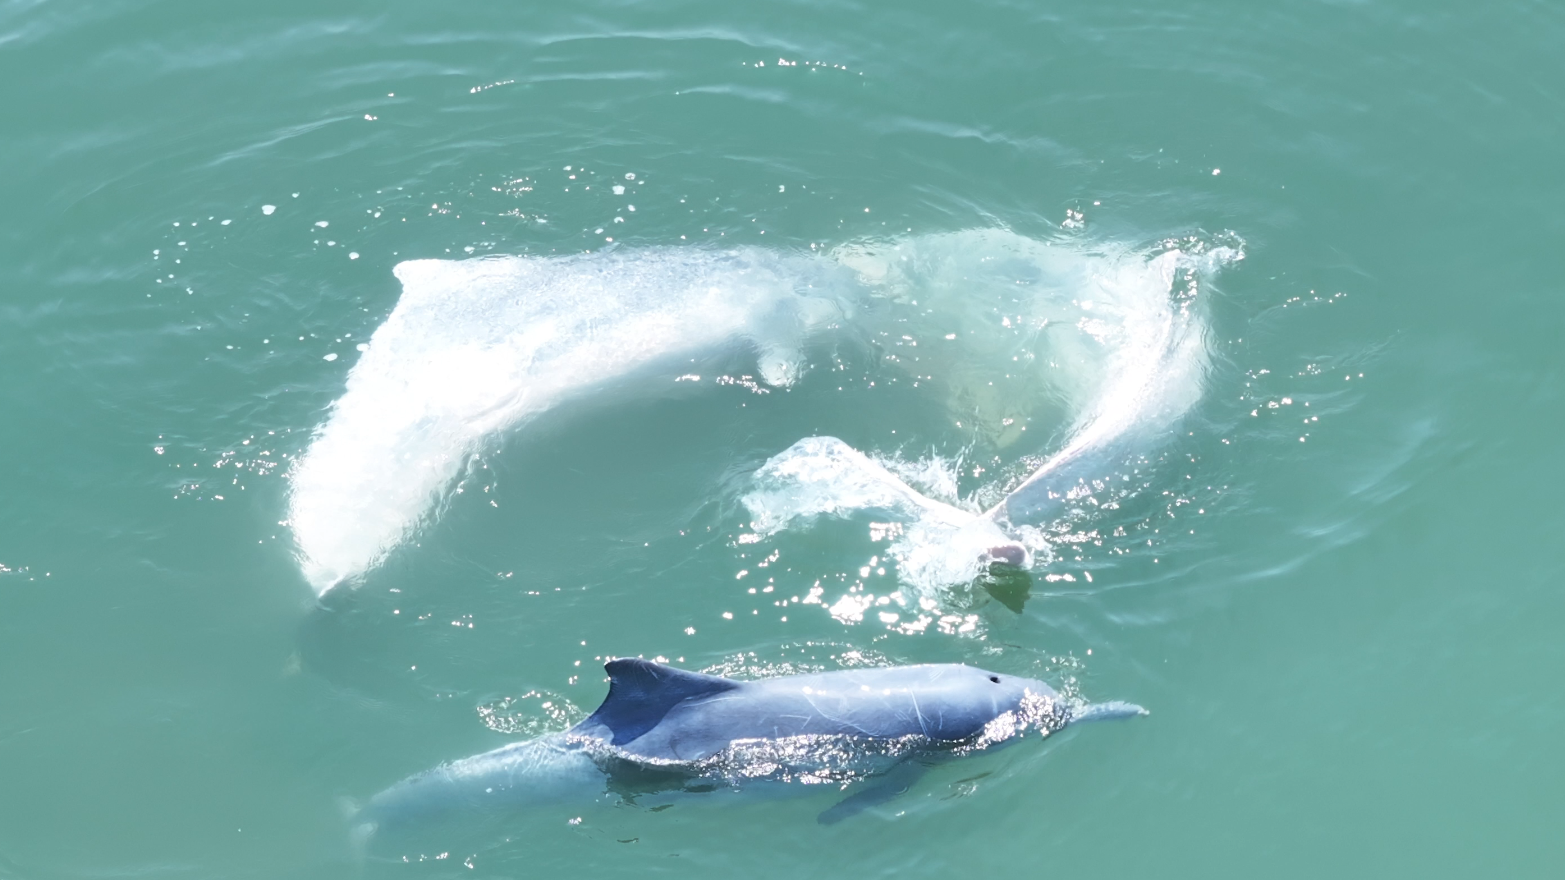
[1068,701,1149,724]
[338,795,375,847]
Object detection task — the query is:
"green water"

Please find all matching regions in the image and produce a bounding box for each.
[3,0,1563,876]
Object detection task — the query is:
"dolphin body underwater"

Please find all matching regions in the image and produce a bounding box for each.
[358,658,1145,834]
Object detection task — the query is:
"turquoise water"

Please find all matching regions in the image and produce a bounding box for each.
[3,0,1563,875]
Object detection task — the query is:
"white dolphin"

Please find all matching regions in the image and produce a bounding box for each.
[289,247,853,592]
[289,231,1241,595]
[742,236,1243,596]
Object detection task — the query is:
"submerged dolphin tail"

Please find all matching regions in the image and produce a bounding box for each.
[1068,701,1149,724]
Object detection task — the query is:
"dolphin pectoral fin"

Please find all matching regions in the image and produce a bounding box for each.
[817,761,929,826]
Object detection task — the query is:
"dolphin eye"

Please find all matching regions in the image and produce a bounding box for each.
[989,676,1000,684]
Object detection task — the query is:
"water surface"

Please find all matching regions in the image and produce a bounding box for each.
[1,0,1562,876]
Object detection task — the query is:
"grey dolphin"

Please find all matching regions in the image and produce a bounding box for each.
[359,658,1145,832]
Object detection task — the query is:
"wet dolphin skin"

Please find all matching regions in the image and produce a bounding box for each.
[360,659,1145,831]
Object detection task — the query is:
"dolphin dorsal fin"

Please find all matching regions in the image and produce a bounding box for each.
[581,659,741,746]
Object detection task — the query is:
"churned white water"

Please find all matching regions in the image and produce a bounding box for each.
[290,231,1239,593]
[743,436,1028,594]
[743,230,1243,596]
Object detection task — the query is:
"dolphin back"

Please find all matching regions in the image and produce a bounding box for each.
[572,658,741,745]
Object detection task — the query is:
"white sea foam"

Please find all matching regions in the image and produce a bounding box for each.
[743,436,977,535]
[742,230,1242,596]
[289,248,854,592]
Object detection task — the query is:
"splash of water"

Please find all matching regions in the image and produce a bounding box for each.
[742,230,1243,597]
[290,230,1239,594]
[743,436,1027,594]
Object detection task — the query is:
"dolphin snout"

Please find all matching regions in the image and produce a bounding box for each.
[983,543,1029,568]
